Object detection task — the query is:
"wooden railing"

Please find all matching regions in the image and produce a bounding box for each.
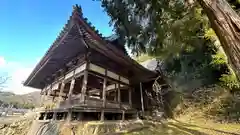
[59,95,131,110]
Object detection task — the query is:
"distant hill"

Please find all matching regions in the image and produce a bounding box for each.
[0,91,41,107]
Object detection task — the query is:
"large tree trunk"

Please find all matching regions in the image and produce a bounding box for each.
[198,0,240,78]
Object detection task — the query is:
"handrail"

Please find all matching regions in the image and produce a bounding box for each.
[59,95,131,109]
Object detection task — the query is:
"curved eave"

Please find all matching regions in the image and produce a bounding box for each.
[75,15,157,80]
[24,5,158,89]
[23,6,78,88]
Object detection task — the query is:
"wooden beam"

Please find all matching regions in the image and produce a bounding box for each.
[81,63,89,102]
[58,81,66,107]
[53,112,57,120]
[49,62,86,88]
[118,76,121,105]
[67,78,76,105]
[140,82,144,114]
[129,88,132,107]
[67,108,72,122]
[88,63,130,85]
[40,88,45,106]
[122,110,125,121]
[40,95,44,107]
[88,71,129,86]
[102,77,107,107]
[43,111,48,120]
[52,90,56,102]
[101,71,107,121]
[88,84,127,94]
[114,84,117,102]
[44,90,48,100]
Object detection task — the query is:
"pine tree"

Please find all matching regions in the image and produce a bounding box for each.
[101,0,240,79]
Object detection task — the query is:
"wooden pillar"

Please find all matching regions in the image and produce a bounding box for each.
[43,112,48,120]
[52,90,56,102]
[77,112,83,121]
[40,94,44,107]
[47,84,52,100]
[101,76,107,121]
[58,82,65,107]
[67,78,76,104]
[44,91,48,101]
[40,88,45,106]
[114,84,117,102]
[52,112,57,120]
[52,95,55,102]
[67,108,72,122]
[140,82,144,114]
[118,83,121,107]
[129,88,132,107]
[81,69,88,102]
[122,110,125,121]
[64,93,68,100]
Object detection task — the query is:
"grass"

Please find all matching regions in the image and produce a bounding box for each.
[124,118,240,135]
[0,110,239,135]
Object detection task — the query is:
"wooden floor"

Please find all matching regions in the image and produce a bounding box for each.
[41,105,136,114]
[59,96,133,112]
[37,96,137,122]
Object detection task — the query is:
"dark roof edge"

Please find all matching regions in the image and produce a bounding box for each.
[23,5,79,86]
[24,5,156,87]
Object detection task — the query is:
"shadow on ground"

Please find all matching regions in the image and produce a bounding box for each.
[122,123,207,135]
[121,120,240,135]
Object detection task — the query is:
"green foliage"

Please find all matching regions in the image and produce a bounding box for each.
[133,54,153,63]
[101,0,188,56]
[0,91,39,109]
[204,28,216,40]
[219,73,240,90]
[210,52,227,66]
[228,0,240,13]
[101,0,240,120]
[10,101,35,109]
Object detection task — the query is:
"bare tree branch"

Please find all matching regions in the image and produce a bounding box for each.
[0,76,9,90]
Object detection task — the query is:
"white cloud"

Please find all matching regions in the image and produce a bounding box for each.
[9,67,39,95]
[0,57,39,95]
[0,56,6,67]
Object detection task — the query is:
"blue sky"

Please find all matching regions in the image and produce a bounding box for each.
[0,0,113,94]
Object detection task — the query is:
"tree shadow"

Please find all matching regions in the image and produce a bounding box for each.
[171,119,240,135]
[111,119,240,135]
[34,121,60,135]
[110,122,208,135]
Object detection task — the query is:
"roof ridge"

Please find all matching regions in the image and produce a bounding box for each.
[72,4,104,39]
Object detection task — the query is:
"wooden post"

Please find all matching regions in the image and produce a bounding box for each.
[52,90,56,102]
[122,110,125,121]
[43,112,48,120]
[140,82,144,115]
[67,78,76,104]
[52,95,55,102]
[101,76,107,121]
[40,88,45,106]
[48,84,52,100]
[77,112,83,121]
[118,83,121,107]
[58,82,65,107]
[114,83,117,102]
[129,88,132,107]
[53,112,57,120]
[40,94,44,107]
[67,108,72,122]
[44,91,48,101]
[81,69,88,102]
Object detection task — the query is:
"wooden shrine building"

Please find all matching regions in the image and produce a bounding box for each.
[24,5,157,121]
